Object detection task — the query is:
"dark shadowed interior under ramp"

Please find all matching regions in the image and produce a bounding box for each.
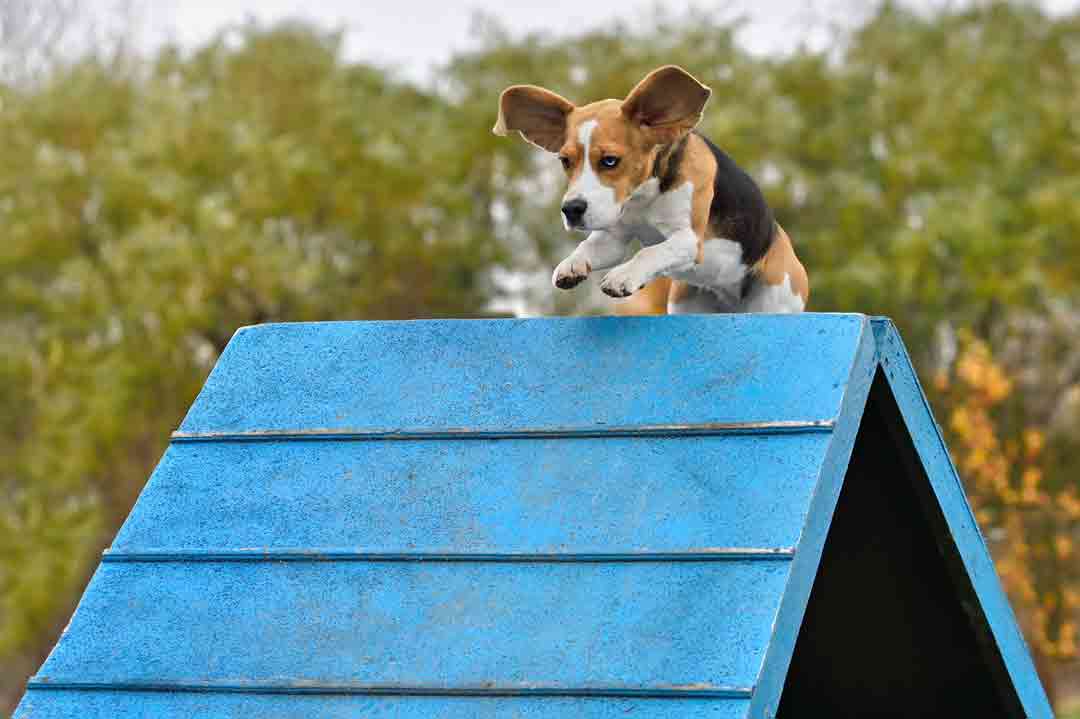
[777,372,1023,718]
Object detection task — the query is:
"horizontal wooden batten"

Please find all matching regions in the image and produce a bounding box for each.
[101,548,796,563]
[116,432,831,553]
[15,692,752,719]
[170,420,835,443]
[26,680,753,700]
[41,561,785,689]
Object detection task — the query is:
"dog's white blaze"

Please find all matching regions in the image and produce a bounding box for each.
[742,273,806,314]
[564,119,618,229]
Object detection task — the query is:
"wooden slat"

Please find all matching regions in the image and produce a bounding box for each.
[177,315,866,435]
[113,433,830,553]
[37,561,788,691]
[15,691,752,719]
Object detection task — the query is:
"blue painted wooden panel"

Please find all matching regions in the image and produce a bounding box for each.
[114,433,830,553]
[14,691,750,719]
[177,315,866,435]
[18,314,1051,719]
[38,561,787,691]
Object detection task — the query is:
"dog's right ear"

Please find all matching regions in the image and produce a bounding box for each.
[493,85,575,153]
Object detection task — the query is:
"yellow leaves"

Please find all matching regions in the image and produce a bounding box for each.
[941,334,1077,663]
[1023,428,1045,459]
[1055,535,1073,561]
[1057,622,1077,658]
[955,340,1012,402]
[1058,489,1080,521]
[1020,467,1045,507]
[949,406,972,436]
[933,369,949,392]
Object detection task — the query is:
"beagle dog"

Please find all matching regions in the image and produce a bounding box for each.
[494,65,808,315]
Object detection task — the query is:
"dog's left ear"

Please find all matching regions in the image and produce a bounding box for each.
[621,66,711,145]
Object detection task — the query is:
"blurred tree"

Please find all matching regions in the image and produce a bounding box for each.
[450,3,1080,343]
[2,1,1080,714]
[937,333,1079,699]
[0,23,506,710]
[0,0,78,84]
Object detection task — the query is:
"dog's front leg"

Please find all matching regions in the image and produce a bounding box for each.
[599,228,697,298]
[552,230,629,289]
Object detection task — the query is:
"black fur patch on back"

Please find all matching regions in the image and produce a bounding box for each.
[693,131,776,269]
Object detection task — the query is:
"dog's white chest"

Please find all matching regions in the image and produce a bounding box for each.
[618,179,694,236]
[618,179,749,294]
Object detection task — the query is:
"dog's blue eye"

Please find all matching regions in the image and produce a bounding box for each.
[600,155,620,169]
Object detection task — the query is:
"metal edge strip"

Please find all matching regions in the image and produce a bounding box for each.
[101,548,796,563]
[25,680,754,700]
[170,420,836,443]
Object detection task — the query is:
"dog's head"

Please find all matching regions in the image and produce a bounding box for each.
[494,66,710,232]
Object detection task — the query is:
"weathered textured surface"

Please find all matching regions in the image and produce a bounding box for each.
[36,560,786,690]
[15,314,1051,718]
[13,692,752,719]
[176,315,863,435]
[115,434,829,552]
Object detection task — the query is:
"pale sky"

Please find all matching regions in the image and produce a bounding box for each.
[91,0,1078,83]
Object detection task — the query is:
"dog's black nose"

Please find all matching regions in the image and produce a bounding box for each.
[561,198,588,227]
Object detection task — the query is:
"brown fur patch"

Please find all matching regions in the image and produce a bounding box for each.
[559,101,657,204]
[666,279,696,307]
[557,65,712,206]
[753,225,809,303]
[622,66,712,146]
[669,133,717,263]
[493,86,575,152]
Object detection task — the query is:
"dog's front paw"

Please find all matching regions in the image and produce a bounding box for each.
[552,256,591,290]
[599,264,647,298]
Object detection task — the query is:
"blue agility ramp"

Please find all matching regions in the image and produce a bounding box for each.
[16,315,1052,718]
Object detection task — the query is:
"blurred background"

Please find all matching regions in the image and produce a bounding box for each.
[1,0,1079,713]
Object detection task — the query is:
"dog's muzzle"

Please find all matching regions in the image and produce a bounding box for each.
[561,198,588,228]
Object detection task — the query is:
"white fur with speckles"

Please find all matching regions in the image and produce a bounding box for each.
[600,226,698,298]
[742,273,805,313]
[551,230,627,288]
[672,236,747,289]
[667,272,805,315]
[563,119,618,230]
[619,178,691,235]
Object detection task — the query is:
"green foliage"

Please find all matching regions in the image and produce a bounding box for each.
[2,2,1079,712]
[0,24,506,703]
[450,3,1080,339]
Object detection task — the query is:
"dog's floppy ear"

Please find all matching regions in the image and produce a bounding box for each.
[621,66,711,145]
[493,85,575,153]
